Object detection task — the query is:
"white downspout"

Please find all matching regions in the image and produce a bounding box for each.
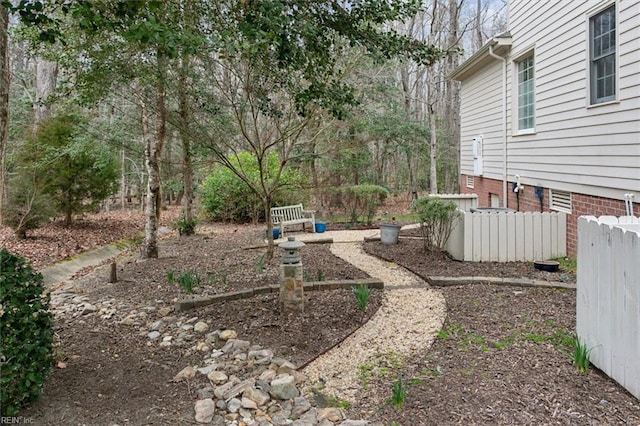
[488,44,508,208]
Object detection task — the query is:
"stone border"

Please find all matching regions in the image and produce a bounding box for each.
[175,278,384,311]
[426,275,575,289]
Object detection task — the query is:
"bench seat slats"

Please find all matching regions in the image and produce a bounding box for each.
[270,203,315,237]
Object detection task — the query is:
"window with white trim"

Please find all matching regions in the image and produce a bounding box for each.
[550,189,572,213]
[517,54,535,131]
[466,175,474,189]
[590,5,616,104]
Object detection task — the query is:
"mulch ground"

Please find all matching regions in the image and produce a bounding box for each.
[6,211,639,424]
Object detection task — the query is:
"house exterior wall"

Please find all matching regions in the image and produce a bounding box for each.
[456,0,640,256]
[459,60,504,178]
[504,0,640,201]
[461,174,639,256]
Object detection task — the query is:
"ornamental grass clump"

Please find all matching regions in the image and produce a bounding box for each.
[573,335,592,373]
[0,249,54,416]
[389,374,406,408]
[352,283,372,312]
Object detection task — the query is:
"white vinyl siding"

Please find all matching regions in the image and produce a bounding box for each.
[590,5,616,104]
[504,0,640,200]
[458,59,504,179]
[517,55,535,130]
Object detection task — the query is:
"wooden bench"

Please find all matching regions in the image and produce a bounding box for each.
[271,204,316,237]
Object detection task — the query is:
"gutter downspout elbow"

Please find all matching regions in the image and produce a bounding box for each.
[488,44,508,208]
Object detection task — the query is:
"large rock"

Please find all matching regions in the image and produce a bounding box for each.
[317,407,344,422]
[173,365,197,381]
[207,371,228,384]
[194,398,215,423]
[194,321,209,333]
[244,387,271,406]
[291,396,312,419]
[269,375,299,400]
[219,329,237,340]
[222,378,255,400]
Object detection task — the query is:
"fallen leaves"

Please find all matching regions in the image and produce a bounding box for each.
[0,207,181,270]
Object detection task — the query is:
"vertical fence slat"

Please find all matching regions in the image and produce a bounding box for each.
[481,214,491,261]
[524,213,534,260]
[541,212,552,259]
[498,213,507,262]
[596,221,612,374]
[621,229,639,397]
[506,213,516,261]
[514,213,525,261]
[610,226,624,384]
[472,212,483,262]
[578,216,640,400]
[464,212,473,261]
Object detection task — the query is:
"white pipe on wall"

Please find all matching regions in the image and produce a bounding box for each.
[488,44,508,208]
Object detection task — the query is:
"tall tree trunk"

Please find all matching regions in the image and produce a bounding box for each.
[445,0,461,192]
[34,57,58,128]
[178,55,193,224]
[429,102,438,194]
[141,53,167,259]
[0,6,9,225]
[179,0,194,224]
[475,0,484,51]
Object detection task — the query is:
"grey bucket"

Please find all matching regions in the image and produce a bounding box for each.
[380,223,402,244]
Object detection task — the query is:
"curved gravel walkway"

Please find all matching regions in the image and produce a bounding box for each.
[294,229,447,402]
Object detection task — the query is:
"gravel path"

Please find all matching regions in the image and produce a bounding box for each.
[297,229,447,402]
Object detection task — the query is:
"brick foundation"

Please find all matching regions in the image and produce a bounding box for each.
[460,175,638,256]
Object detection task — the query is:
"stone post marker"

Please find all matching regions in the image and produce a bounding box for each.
[279,236,305,312]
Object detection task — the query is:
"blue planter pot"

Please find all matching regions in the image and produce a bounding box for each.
[273,228,281,239]
[315,223,326,233]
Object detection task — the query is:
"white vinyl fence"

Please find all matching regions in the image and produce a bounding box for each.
[446,211,567,262]
[428,193,478,211]
[576,215,640,400]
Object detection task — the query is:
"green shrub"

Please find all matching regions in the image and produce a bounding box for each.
[0,249,54,415]
[175,217,197,236]
[200,151,308,223]
[412,197,460,250]
[167,270,201,293]
[340,184,389,225]
[2,176,55,239]
[2,114,119,234]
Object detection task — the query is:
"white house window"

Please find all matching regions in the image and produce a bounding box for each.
[466,175,474,189]
[550,189,572,213]
[517,55,535,131]
[590,5,616,104]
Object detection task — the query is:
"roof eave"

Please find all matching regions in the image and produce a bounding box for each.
[449,35,513,81]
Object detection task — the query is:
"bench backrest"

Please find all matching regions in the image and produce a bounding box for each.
[271,204,304,223]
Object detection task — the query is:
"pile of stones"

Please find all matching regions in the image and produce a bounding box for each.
[47,281,379,425]
[174,329,378,425]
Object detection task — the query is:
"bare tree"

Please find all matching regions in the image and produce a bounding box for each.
[34,57,57,128]
[0,5,8,224]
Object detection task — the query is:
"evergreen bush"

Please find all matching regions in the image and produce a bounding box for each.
[413,197,460,250]
[0,249,54,416]
[200,151,308,223]
[341,184,389,225]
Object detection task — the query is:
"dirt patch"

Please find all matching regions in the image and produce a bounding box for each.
[8,214,639,424]
[351,242,639,425]
[18,224,380,424]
